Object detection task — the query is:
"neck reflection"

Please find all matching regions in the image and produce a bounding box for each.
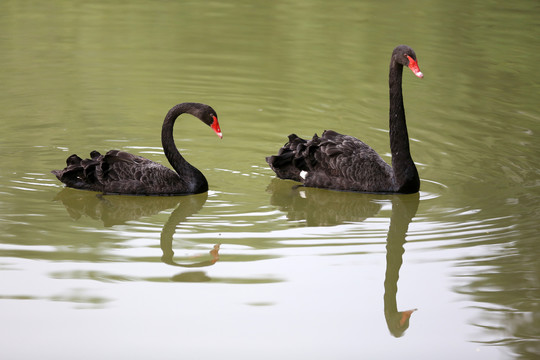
[384,193,419,337]
[267,179,420,337]
[53,189,218,271]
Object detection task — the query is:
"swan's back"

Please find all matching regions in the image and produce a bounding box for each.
[52,150,206,195]
[266,130,395,192]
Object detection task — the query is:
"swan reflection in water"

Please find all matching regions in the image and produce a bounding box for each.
[267,179,420,337]
[267,178,383,226]
[383,191,419,337]
[53,189,219,270]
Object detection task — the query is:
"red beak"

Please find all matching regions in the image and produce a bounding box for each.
[211,116,222,139]
[406,55,423,78]
[399,309,417,326]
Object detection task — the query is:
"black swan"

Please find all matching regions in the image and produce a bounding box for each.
[52,102,222,195]
[266,45,423,194]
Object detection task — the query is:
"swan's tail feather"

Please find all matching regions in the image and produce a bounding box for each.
[268,132,348,185]
[51,152,105,192]
[50,169,63,179]
[90,150,101,160]
[267,134,319,182]
[66,154,82,166]
[266,153,301,182]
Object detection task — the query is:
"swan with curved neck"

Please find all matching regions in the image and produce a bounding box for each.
[52,102,222,195]
[266,45,423,194]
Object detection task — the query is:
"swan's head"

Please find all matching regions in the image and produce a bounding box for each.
[182,103,223,139]
[210,114,222,139]
[203,106,222,139]
[393,45,423,78]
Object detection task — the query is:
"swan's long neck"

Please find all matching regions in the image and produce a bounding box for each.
[389,62,419,193]
[161,104,207,192]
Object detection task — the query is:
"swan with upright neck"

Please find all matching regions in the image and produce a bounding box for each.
[52,102,222,195]
[266,45,423,194]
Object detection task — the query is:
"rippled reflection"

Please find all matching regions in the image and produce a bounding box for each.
[54,189,219,270]
[53,188,189,227]
[159,200,220,268]
[383,193,419,337]
[267,178,383,226]
[52,189,282,284]
[267,179,420,337]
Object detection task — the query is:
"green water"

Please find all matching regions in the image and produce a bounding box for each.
[1,1,539,359]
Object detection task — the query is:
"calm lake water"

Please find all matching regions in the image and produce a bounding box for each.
[1,1,539,359]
